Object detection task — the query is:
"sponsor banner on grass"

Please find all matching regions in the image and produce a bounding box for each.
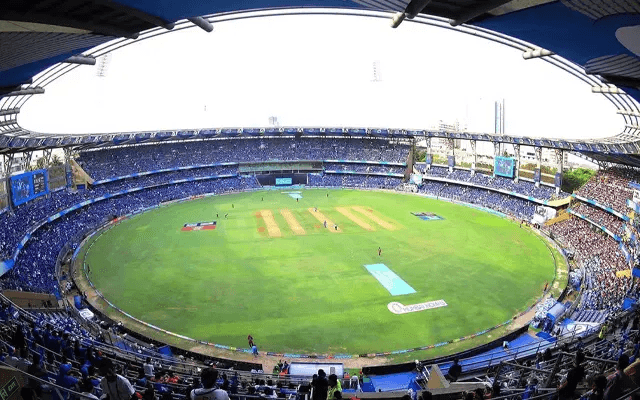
[388,299,447,314]
[182,221,216,231]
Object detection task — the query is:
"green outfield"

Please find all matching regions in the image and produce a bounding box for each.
[83,189,555,355]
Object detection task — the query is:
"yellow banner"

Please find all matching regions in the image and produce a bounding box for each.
[617,269,632,278]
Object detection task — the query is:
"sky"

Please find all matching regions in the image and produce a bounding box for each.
[20,12,623,140]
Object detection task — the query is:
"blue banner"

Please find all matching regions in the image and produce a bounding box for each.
[623,298,637,310]
[10,169,49,206]
[447,155,455,168]
[534,168,541,183]
[555,172,562,188]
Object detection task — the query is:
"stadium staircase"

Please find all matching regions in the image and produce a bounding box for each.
[569,309,608,324]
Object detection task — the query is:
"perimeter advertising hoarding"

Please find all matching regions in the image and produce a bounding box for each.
[494,156,515,178]
[10,169,49,206]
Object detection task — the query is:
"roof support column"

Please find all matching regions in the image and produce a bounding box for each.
[535,146,542,188]
[555,149,564,195]
[492,141,500,177]
[63,148,74,188]
[447,138,454,173]
[470,140,477,176]
[513,144,520,183]
[22,151,33,172]
[425,137,432,171]
[2,154,12,211]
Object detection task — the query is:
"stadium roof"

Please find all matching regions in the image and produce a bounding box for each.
[2,0,640,166]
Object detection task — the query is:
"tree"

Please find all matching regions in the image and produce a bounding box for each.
[51,154,63,166]
[35,157,47,170]
[561,167,597,193]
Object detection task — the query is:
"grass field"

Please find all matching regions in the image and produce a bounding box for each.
[84,189,555,355]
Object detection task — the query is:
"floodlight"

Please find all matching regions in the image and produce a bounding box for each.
[1,87,45,97]
[188,17,213,32]
[522,48,554,59]
[0,108,20,116]
[592,86,623,94]
[63,55,97,65]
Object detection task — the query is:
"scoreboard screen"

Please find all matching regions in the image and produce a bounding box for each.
[494,156,515,178]
[10,169,49,206]
[275,177,292,186]
[33,172,47,194]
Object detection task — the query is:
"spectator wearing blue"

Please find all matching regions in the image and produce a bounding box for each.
[55,363,79,400]
[252,344,258,357]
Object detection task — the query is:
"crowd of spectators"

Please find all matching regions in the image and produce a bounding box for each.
[1,177,260,294]
[322,163,405,175]
[424,166,566,200]
[308,174,402,189]
[417,180,537,220]
[571,203,625,236]
[575,167,638,213]
[78,139,410,180]
[551,217,632,311]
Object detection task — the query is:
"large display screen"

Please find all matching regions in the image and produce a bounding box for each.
[10,169,49,206]
[494,156,515,178]
[275,177,293,186]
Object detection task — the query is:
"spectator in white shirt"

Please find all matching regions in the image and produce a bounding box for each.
[99,360,135,400]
